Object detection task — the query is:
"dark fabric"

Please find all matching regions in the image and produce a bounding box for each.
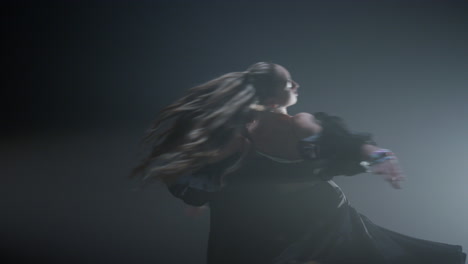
[167,153,365,205]
[165,113,465,263]
[167,154,239,206]
[168,183,213,206]
[297,111,376,180]
[206,156,466,264]
[306,112,376,162]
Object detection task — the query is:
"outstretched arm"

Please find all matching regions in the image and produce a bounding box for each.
[293,112,405,189]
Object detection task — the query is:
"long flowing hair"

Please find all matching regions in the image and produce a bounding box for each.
[131,62,285,183]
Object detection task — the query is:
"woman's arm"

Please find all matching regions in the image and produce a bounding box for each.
[293,112,405,188]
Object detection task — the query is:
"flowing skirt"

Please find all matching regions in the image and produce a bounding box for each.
[207,180,466,264]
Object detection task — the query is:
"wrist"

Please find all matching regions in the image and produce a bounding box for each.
[360,148,396,172]
[369,149,395,162]
[367,149,395,165]
[361,144,381,161]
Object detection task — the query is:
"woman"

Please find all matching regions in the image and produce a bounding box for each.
[132,62,466,264]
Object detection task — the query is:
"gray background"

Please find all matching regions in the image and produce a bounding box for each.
[2,1,467,263]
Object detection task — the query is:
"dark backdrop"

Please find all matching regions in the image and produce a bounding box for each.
[2,1,468,263]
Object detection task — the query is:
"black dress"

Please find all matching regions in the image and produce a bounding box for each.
[168,113,466,264]
[204,153,466,264]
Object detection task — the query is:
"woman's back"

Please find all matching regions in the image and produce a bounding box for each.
[246,111,320,161]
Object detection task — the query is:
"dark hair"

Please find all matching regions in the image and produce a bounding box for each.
[131,62,285,183]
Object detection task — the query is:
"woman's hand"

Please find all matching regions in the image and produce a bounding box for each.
[370,158,405,189]
[361,145,405,189]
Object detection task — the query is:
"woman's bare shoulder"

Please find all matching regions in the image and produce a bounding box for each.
[291,112,322,138]
[292,112,315,120]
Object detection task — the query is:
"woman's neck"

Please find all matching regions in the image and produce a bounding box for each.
[255,108,291,122]
[270,106,288,115]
